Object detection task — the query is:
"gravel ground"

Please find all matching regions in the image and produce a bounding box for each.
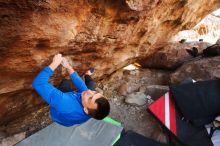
[109,96,167,143]
[99,67,172,144]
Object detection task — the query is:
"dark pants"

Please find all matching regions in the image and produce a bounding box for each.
[58,75,96,92]
[115,130,168,146]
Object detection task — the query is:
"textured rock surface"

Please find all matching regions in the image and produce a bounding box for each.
[125,92,149,106]
[0,0,220,141]
[171,56,220,84]
[139,41,211,69]
[0,132,25,146]
[171,9,220,44]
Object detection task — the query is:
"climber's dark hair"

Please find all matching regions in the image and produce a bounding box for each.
[87,97,110,120]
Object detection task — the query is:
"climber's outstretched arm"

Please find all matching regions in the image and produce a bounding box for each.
[32,54,65,108]
[62,57,88,93]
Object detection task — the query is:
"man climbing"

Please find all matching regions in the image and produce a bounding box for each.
[32,54,110,127]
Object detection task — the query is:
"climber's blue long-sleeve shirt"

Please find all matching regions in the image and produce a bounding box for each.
[32,67,90,127]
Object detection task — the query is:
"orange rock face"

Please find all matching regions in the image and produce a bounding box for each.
[0,0,219,139]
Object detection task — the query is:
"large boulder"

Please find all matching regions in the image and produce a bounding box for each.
[139,41,211,69]
[171,56,220,84]
[0,0,219,140]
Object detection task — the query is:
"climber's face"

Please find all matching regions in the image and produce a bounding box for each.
[81,90,103,113]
